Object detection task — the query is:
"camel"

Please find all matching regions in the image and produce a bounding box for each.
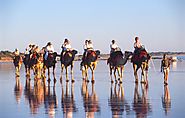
[81,50,100,83]
[23,52,40,77]
[43,52,58,82]
[107,51,132,83]
[131,50,151,84]
[60,50,78,82]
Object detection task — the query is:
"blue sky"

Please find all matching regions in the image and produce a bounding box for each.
[0,0,184,54]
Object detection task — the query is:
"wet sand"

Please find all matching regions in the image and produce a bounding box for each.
[0,59,185,118]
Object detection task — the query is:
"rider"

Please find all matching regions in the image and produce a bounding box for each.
[110,40,119,54]
[61,39,72,61]
[134,37,143,54]
[45,42,54,60]
[80,40,94,70]
[86,40,93,50]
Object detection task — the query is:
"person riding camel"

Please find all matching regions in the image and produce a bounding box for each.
[45,42,54,60]
[132,37,148,62]
[110,40,120,54]
[80,40,94,70]
[86,40,93,51]
[61,39,72,61]
[83,40,94,60]
[134,37,143,54]
[82,40,89,61]
[109,40,122,64]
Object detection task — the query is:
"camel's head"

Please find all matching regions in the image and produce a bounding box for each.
[124,51,133,58]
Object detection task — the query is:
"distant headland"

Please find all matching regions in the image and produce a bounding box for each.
[0,50,185,62]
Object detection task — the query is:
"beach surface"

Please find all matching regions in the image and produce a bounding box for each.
[0,59,185,118]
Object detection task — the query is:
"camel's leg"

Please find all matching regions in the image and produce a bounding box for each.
[120,85,124,100]
[85,66,89,82]
[71,72,75,82]
[110,65,114,83]
[134,83,139,101]
[53,66,57,83]
[66,66,69,82]
[82,69,86,79]
[133,64,138,83]
[61,64,64,73]
[120,66,124,83]
[89,66,95,83]
[42,66,46,79]
[117,67,122,83]
[91,74,95,83]
[71,62,74,75]
[28,68,31,77]
[110,65,112,76]
[141,64,145,83]
[48,68,51,82]
[114,67,117,83]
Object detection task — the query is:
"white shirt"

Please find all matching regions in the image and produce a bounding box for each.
[83,44,87,50]
[65,44,71,49]
[87,43,93,49]
[46,45,54,53]
[110,43,119,50]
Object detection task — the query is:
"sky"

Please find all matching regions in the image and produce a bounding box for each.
[0,0,185,54]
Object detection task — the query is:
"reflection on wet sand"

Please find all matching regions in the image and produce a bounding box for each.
[14,77,23,104]
[81,79,100,118]
[132,83,152,118]
[108,83,130,117]
[24,78,44,114]
[44,82,58,118]
[23,77,58,117]
[61,81,77,118]
[162,85,171,116]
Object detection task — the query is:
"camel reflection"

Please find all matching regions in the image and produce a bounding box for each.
[108,83,130,117]
[24,78,44,114]
[132,83,152,118]
[44,82,58,118]
[24,78,58,116]
[14,77,23,104]
[61,81,77,118]
[81,79,100,118]
[162,85,171,115]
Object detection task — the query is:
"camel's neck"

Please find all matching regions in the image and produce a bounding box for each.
[122,55,130,65]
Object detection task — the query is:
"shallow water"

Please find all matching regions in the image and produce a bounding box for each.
[0,59,185,118]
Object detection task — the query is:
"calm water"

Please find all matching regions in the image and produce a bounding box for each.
[0,59,185,118]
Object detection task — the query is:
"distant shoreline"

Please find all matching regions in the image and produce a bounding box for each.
[0,50,185,63]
